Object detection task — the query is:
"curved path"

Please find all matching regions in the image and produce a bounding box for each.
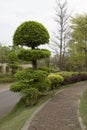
[28,82,87,130]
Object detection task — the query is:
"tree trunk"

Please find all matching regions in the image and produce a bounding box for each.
[32,60,37,70]
[31,46,37,70]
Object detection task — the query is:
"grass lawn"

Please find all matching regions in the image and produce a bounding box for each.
[79,90,87,127]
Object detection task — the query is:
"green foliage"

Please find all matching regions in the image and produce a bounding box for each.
[67,14,87,71]
[31,70,48,82]
[38,66,51,73]
[0,74,15,83]
[13,21,49,48]
[18,49,50,62]
[56,71,87,78]
[47,74,64,90]
[10,69,50,93]
[10,82,27,92]
[11,21,51,105]
[30,79,51,92]
[14,68,33,81]
[0,45,10,63]
[21,88,40,106]
[8,51,19,74]
[13,21,50,70]
[54,71,87,85]
[80,90,87,127]
[56,71,78,78]
[15,69,48,81]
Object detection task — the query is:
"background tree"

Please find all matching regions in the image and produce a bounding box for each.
[51,0,71,70]
[8,51,19,75]
[68,14,87,71]
[0,44,10,63]
[13,21,50,69]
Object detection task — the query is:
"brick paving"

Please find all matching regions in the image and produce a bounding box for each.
[28,82,87,130]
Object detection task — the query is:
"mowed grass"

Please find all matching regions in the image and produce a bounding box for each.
[79,90,87,127]
[0,96,50,130]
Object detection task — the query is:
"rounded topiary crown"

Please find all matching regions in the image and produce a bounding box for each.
[13,21,50,48]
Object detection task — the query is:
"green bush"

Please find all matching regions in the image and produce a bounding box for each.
[14,69,48,82]
[10,69,49,93]
[14,68,33,81]
[38,66,51,73]
[56,71,79,78]
[21,88,40,106]
[18,49,50,62]
[33,79,51,92]
[47,74,64,90]
[10,82,27,92]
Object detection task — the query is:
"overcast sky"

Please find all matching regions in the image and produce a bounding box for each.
[0,0,87,46]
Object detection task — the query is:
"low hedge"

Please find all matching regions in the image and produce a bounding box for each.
[56,71,78,78]
[63,74,87,85]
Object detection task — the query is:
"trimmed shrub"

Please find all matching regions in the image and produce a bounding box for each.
[56,71,78,78]
[10,82,27,92]
[21,88,40,106]
[47,74,64,90]
[14,69,48,82]
[10,69,49,93]
[38,66,51,73]
[33,79,51,92]
[14,68,33,81]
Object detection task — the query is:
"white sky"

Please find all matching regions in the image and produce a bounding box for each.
[0,0,87,46]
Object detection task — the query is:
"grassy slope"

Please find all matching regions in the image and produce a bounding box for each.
[0,96,50,130]
[79,90,87,127]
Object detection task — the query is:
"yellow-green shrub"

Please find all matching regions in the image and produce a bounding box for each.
[47,74,64,90]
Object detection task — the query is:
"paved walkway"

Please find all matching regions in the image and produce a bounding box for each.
[0,83,20,118]
[28,82,87,130]
[0,83,11,91]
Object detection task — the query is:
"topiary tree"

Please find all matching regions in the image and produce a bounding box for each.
[13,21,50,69]
[11,21,51,106]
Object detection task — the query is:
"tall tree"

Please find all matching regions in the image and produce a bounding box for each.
[70,14,87,71]
[13,21,50,69]
[51,0,70,70]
